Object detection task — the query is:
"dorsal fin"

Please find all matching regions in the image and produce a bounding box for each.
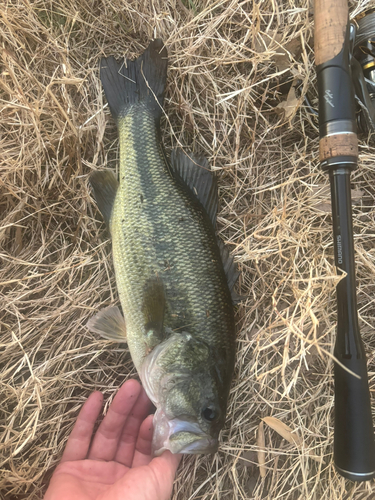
[217,240,242,303]
[170,149,218,227]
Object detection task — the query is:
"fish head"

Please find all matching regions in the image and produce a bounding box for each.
[150,369,224,456]
[140,332,231,456]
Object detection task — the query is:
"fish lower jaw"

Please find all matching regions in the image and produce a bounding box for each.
[153,434,218,456]
[151,409,218,456]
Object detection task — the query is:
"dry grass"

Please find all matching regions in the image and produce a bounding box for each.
[1,0,375,498]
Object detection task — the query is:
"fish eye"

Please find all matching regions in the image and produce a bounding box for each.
[202,407,217,422]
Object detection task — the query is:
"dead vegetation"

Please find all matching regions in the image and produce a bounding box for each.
[1,0,375,498]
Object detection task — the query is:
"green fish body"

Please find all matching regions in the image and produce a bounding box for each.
[89,40,237,455]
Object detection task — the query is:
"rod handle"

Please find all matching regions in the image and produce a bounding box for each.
[334,354,375,480]
[314,0,348,66]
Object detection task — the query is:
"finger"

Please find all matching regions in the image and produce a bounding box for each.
[146,451,182,498]
[114,387,153,466]
[61,391,103,463]
[153,450,182,478]
[88,379,141,461]
[131,414,154,467]
[107,450,182,500]
[152,451,182,483]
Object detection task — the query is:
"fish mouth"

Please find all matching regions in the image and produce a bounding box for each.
[152,408,218,456]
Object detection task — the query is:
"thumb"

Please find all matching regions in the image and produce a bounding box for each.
[105,451,182,500]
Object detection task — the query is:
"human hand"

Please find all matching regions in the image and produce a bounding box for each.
[44,379,181,500]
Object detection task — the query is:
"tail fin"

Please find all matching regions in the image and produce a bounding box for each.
[100,39,167,122]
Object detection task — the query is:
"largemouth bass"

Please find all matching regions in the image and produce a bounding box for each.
[88,40,238,456]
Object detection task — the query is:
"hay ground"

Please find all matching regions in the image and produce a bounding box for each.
[1,0,375,498]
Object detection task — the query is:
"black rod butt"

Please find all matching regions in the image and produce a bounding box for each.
[335,465,375,482]
[334,358,375,481]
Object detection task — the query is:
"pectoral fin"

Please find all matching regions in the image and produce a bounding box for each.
[87,306,127,342]
[142,276,166,348]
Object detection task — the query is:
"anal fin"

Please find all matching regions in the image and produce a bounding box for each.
[89,170,118,230]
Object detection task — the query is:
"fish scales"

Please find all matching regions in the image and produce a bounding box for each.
[89,40,238,455]
[111,106,235,371]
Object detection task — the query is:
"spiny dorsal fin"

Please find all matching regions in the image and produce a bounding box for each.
[89,170,118,230]
[170,149,218,227]
[217,240,242,303]
[87,306,127,342]
[100,39,168,122]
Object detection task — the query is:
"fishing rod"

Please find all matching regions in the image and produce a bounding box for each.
[314,0,375,480]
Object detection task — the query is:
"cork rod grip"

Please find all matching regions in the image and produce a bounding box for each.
[319,133,358,162]
[314,0,348,66]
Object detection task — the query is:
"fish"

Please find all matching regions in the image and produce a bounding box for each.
[87,39,238,456]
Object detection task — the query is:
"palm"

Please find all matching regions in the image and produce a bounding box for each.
[44,380,180,500]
